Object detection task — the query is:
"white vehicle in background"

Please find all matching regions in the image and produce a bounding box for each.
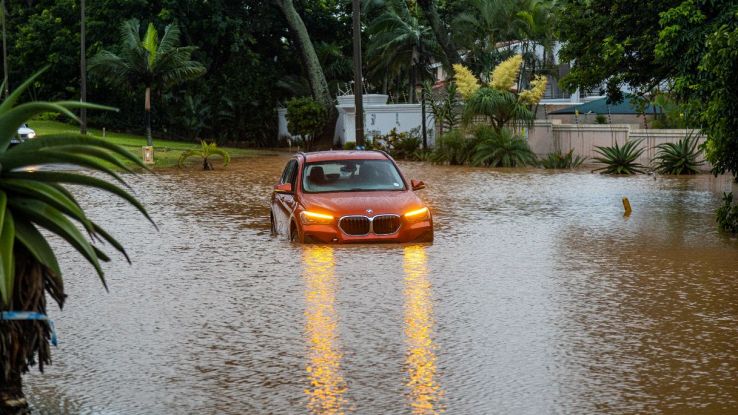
[10,123,36,145]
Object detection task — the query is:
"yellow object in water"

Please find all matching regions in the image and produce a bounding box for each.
[623,197,632,216]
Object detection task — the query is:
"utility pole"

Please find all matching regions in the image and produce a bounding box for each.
[80,0,87,134]
[1,0,8,98]
[352,0,364,147]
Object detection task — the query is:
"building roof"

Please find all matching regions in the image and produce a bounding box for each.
[549,96,659,115]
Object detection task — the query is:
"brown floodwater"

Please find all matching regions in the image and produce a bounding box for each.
[24,154,738,414]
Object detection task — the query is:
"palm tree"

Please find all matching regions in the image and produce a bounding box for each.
[89,19,205,146]
[452,0,517,77]
[462,87,533,131]
[178,140,231,170]
[366,0,439,103]
[0,69,152,413]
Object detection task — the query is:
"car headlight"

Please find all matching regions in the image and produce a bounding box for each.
[404,207,430,223]
[300,210,334,225]
[27,131,36,139]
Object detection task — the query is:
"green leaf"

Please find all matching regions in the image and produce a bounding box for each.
[0,206,15,307]
[5,171,155,227]
[13,217,61,278]
[8,198,108,290]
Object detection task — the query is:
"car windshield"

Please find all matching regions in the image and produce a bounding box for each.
[302,159,406,193]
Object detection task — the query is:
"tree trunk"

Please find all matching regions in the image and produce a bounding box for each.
[80,0,87,135]
[0,249,58,415]
[417,0,460,70]
[144,86,153,146]
[1,0,8,98]
[273,0,332,110]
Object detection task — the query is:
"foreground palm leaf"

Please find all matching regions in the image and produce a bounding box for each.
[0,69,153,412]
[652,133,704,175]
[178,140,231,170]
[592,139,647,175]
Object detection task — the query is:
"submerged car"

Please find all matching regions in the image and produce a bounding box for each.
[271,150,433,243]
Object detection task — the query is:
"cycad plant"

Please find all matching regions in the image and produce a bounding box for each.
[652,133,703,175]
[178,140,231,170]
[540,149,587,169]
[593,139,647,174]
[89,19,205,146]
[0,70,152,412]
[472,126,536,167]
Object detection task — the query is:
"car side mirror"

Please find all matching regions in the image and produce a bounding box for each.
[411,180,426,191]
[274,183,292,193]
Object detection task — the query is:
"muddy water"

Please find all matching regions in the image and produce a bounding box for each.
[25,155,738,414]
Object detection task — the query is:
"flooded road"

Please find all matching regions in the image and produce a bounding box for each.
[25,155,738,414]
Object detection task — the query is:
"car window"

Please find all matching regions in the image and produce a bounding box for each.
[280,160,297,184]
[302,159,406,193]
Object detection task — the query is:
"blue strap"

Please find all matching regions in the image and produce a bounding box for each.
[1,311,58,346]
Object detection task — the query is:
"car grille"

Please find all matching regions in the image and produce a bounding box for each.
[339,216,370,235]
[372,215,400,234]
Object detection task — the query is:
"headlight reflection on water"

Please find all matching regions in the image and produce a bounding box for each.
[404,245,445,414]
[303,246,348,415]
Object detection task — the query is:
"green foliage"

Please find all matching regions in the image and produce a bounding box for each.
[557,0,679,102]
[372,128,422,160]
[286,97,328,151]
[593,139,647,174]
[431,129,478,165]
[717,192,738,234]
[177,141,231,170]
[0,70,152,380]
[425,81,461,134]
[540,149,586,169]
[462,87,533,132]
[595,114,607,124]
[471,126,536,167]
[652,133,703,175]
[656,1,738,179]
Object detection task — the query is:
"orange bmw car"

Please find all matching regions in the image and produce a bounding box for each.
[270,150,433,243]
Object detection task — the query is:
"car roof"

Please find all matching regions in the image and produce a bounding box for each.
[301,150,389,163]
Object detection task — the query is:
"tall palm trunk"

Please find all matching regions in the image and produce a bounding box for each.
[273,0,332,110]
[1,249,57,415]
[144,86,152,146]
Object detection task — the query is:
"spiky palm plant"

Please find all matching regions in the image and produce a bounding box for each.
[540,149,587,169]
[178,141,231,170]
[593,139,647,175]
[89,19,205,146]
[652,133,704,175]
[472,126,536,167]
[431,129,478,165]
[462,87,533,132]
[0,70,152,413]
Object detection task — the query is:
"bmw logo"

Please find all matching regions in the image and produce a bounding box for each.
[366,209,373,214]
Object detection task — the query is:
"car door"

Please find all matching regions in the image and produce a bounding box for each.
[272,158,298,234]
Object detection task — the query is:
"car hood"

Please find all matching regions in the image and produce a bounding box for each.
[300,190,424,216]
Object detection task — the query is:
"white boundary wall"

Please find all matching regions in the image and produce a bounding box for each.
[527,120,707,169]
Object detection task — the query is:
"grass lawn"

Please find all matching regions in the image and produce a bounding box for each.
[29,120,260,169]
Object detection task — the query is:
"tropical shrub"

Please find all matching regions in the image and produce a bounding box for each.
[0,70,152,412]
[595,114,607,124]
[652,133,703,175]
[472,127,536,167]
[593,139,647,174]
[372,128,422,160]
[286,97,328,151]
[432,129,478,165]
[540,149,587,169]
[178,141,231,170]
[717,192,738,234]
[462,87,534,132]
